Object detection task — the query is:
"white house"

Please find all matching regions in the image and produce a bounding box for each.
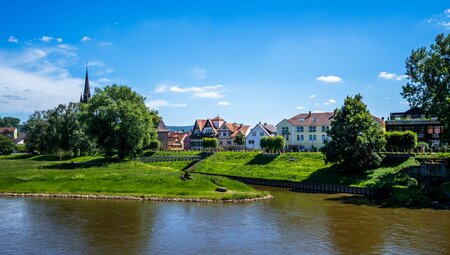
[245,122,276,149]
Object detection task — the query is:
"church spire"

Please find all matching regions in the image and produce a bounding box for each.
[80,61,91,103]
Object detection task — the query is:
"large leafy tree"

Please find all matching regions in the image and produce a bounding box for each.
[0,116,20,128]
[84,84,158,160]
[0,135,15,155]
[401,33,450,141]
[25,111,52,154]
[322,94,386,171]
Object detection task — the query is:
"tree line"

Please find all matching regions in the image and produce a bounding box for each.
[24,84,160,160]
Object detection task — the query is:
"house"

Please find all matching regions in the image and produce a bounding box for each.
[167,132,191,151]
[385,107,444,147]
[156,120,170,150]
[245,122,277,149]
[0,127,17,139]
[218,122,250,149]
[189,116,250,150]
[13,133,26,145]
[277,111,385,151]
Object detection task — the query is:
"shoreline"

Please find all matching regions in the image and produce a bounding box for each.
[0,192,273,203]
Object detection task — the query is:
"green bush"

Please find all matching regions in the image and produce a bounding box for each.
[202,138,218,150]
[15,144,27,153]
[0,135,15,155]
[260,136,285,152]
[417,141,430,152]
[385,131,418,152]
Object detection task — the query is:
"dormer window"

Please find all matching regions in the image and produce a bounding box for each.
[299,118,305,122]
[312,118,317,122]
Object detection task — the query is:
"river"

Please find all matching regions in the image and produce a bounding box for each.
[0,187,449,255]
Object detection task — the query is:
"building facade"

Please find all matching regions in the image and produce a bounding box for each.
[245,122,276,149]
[190,116,250,150]
[385,107,444,146]
[277,111,384,151]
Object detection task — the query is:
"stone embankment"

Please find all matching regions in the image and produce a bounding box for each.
[0,192,273,203]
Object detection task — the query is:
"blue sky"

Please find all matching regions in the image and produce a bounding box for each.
[1,1,449,126]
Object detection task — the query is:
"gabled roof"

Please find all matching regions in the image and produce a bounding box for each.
[287,112,335,126]
[156,120,169,132]
[261,123,276,134]
[0,127,16,133]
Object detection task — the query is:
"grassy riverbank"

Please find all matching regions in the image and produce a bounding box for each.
[191,152,420,187]
[0,155,268,201]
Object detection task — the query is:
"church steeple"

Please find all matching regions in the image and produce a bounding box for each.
[80,62,91,103]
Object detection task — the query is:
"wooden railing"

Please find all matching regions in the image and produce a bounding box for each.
[139,155,202,162]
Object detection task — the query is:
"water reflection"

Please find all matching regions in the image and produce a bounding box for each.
[0,188,449,255]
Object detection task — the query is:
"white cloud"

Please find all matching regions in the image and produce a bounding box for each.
[296,106,306,110]
[442,21,450,28]
[309,94,316,98]
[400,101,409,105]
[189,67,208,79]
[378,71,408,81]
[316,75,342,83]
[7,36,18,43]
[445,8,450,14]
[384,97,390,100]
[57,44,76,50]
[56,38,63,42]
[154,84,225,99]
[146,99,187,109]
[324,99,336,105]
[81,36,92,42]
[98,41,112,46]
[218,101,230,106]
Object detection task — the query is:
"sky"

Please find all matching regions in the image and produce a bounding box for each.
[0,1,449,126]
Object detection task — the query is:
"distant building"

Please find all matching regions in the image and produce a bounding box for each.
[156,120,170,150]
[277,111,384,151]
[385,107,444,146]
[80,63,91,104]
[245,122,276,149]
[167,132,191,150]
[190,116,250,150]
[0,127,17,139]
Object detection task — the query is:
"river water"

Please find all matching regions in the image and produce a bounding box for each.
[0,187,449,255]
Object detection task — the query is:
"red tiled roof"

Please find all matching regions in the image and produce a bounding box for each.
[287,112,334,126]
[261,123,276,134]
[0,127,16,133]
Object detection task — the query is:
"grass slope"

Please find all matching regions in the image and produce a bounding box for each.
[192,152,419,187]
[0,155,266,200]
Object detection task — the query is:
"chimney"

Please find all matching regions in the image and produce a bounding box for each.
[264,122,267,126]
[307,111,311,118]
[259,121,261,124]
[381,117,385,121]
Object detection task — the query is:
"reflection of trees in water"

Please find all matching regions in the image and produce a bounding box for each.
[26,199,156,254]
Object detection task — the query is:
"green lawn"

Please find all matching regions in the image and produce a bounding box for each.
[191,152,420,187]
[0,155,267,200]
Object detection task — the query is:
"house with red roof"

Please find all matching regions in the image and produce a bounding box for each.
[277,111,384,151]
[0,127,18,140]
[190,116,250,150]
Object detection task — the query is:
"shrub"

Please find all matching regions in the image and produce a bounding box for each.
[202,138,218,150]
[15,144,27,153]
[385,131,418,152]
[417,141,429,152]
[148,140,161,151]
[260,136,285,153]
[0,135,15,155]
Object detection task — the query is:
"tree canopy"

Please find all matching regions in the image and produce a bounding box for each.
[0,116,20,128]
[0,135,15,155]
[84,84,158,160]
[321,94,386,171]
[401,33,450,141]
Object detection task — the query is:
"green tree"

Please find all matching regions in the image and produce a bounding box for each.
[234,132,245,148]
[24,111,51,154]
[202,138,218,150]
[0,117,20,128]
[321,94,386,171]
[260,136,285,153]
[401,33,450,141]
[0,135,15,155]
[84,84,158,160]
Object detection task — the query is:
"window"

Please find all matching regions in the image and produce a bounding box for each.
[297,135,300,141]
[227,141,231,145]
[322,126,326,132]
[282,127,289,133]
[285,135,289,141]
[297,126,304,132]
[252,131,256,136]
[313,135,316,141]
[309,135,312,141]
[322,135,326,141]
[260,131,264,136]
[248,140,255,144]
[301,135,304,141]
[309,126,316,132]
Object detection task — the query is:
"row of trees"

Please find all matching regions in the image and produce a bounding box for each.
[0,116,20,128]
[25,85,161,160]
[260,136,285,153]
